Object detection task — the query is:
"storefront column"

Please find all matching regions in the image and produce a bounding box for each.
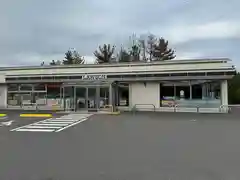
[202,83,206,99]
[173,84,176,100]
[73,86,76,111]
[189,81,192,99]
[96,86,100,110]
[0,85,7,108]
[115,83,119,106]
[221,80,228,106]
[109,84,113,107]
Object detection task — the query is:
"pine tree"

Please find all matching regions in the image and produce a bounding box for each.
[62,49,84,64]
[152,38,176,60]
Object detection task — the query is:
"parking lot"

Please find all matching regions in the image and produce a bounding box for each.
[0,111,240,179]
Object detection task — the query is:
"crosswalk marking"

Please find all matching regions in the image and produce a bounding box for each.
[11,113,93,132]
[39,121,70,124]
[16,129,55,132]
[27,124,64,127]
[50,120,77,122]
[25,126,62,129]
[55,118,88,132]
[35,123,69,126]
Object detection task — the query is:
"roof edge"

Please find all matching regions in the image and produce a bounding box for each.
[0,58,231,71]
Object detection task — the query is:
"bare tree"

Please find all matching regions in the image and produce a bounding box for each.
[139,39,146,62]
[130,44,141,62]
[118,47,131,63]
[146,34,157,61]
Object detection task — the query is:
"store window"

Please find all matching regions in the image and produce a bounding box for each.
[203,82,220,99]
[7,92,20,106]
[161,84,174,98]
[7,92,32,106]
[33,92,47,105]
[118,83,129,106]
[160,83,175,107]
[8,84,19,91]
[34,84,46,91]
[192,84,202,99]
[19,84,33,91]
[175,86,190,100]
[46,83,61,99]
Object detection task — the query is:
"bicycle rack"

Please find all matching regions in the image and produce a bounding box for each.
[219,104,240,113]
[132,104,156,112]
[174,104,200,113]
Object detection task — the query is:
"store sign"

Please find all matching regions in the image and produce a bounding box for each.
[81,74,107,80]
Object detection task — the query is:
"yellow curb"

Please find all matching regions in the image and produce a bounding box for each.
[107,111,120,115]
[20,114,52,118]
[0,114,7,117]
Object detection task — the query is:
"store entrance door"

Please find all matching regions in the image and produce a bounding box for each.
[62,81,114,112]
[75,87,87,111]
[87,87,97,110]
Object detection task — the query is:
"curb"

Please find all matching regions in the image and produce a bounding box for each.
[0,114,7,117]
[19,114,53,118]
[100,111,121,115]
[110,111,121,115]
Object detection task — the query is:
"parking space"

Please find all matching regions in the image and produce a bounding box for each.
[0,112,240,179]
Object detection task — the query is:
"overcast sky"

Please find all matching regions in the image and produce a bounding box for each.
[1,0,239,66]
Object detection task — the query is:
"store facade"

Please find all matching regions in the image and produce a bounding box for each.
[0,58,236,112]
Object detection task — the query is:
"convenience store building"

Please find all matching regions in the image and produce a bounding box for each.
[0,58,236,113]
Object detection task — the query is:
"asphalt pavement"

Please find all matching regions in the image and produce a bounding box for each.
[0,111,240,179]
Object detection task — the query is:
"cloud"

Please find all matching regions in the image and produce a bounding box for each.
[176,52,206,60]
[149,21,240,45]
[0,0,239,66]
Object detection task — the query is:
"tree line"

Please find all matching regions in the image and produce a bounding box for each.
[41,34,176,65]
[228,72,240,104]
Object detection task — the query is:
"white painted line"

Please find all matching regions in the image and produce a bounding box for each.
[49,119,78,121]
[55,117,73,119]
[50,119,77,121]
[0,117,8,120]
[29,123,65,126]
[15,129,55,132]
[34,123,69,126]
[26,126,61,129]
[72,114,91,116]
[46,120,77,123]
[38,121,71,124]
[10,118,53,131]
[55,118,88,132]
[190,119,197,122]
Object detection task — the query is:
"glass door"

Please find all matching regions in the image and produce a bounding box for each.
[75,87,87,110]
[87,87,97,109]
[63,86,75,111]
[99,87,109,108]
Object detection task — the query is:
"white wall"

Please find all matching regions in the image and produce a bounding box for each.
[0,74,5,83]
[129,82,160,110]
[221,80,228,106]
[0,85,7,108]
